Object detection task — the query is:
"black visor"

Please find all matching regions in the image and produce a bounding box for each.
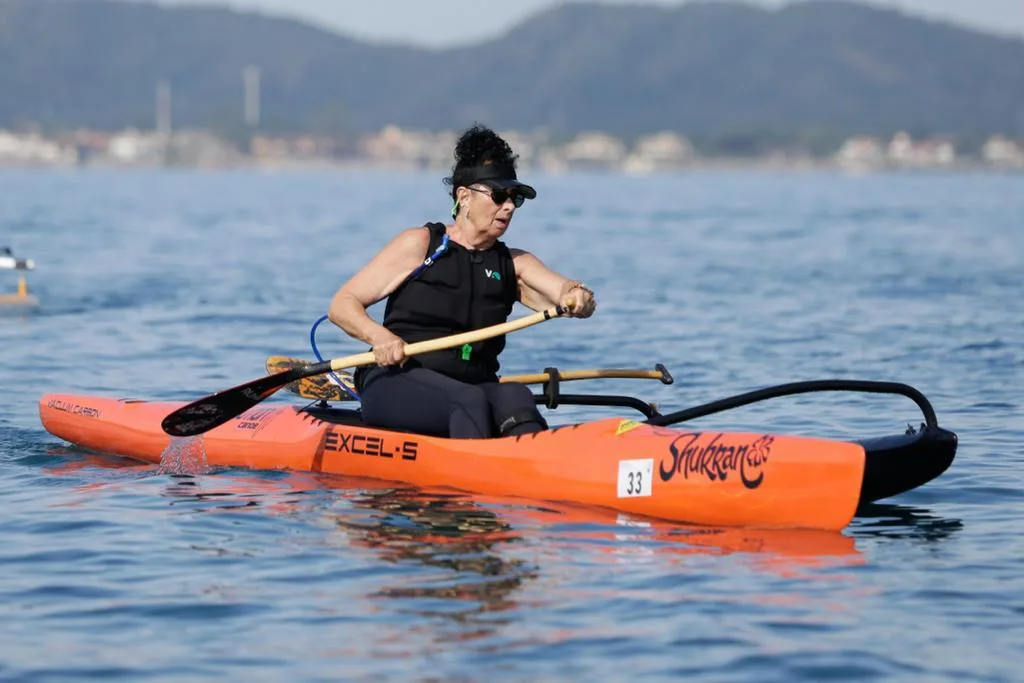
[458,164,537,200]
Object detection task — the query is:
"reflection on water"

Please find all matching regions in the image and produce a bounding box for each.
[45,445,965,580]
[46,445,963,555]
[850,502,964,542]
[42,446,880,567]
[35,439,976,673]
[339,490,536,635]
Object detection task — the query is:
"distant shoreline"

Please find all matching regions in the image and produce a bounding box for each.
[4,126,1022,174]
[2,160,1021,175]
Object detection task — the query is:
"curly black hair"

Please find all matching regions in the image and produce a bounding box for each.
[443,124,520,198]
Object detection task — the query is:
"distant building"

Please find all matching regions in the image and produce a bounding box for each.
[360,125,453,168]
[887,131,955,167]
[103,128,168,166]
[250,134,343,167]
[0,130,77,166]
[981,135,1024,167]
[561,132,627,170]
[835,136,885,170]
[168,131,243,168]
[623,132,696,172]
[63,128,112,164]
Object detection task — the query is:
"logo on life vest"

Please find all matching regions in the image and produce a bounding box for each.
[484,269,502,280]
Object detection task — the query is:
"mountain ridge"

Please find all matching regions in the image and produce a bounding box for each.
[2,0,1023,147]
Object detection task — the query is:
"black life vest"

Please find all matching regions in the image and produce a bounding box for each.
[380,222,518,383]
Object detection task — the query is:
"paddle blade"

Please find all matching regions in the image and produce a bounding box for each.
[161,363,327,437]
[266,355,356,402]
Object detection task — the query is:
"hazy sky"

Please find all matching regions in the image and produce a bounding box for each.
[128,0,1024,46]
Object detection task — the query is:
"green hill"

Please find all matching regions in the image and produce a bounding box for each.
[2,0,1023,149]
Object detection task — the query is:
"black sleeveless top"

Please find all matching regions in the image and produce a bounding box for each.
[378,222,518,384]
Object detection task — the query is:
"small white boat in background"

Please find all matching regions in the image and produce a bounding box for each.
[0,247,39,311]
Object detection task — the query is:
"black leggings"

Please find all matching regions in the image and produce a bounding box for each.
[359,366,548,439]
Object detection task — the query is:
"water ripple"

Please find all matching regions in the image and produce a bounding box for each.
[2,169,1023,680]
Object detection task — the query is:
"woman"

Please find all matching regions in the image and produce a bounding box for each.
[328,124,596,439]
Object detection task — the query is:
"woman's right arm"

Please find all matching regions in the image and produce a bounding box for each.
[328,227,430,362]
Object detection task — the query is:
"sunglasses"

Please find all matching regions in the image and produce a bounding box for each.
[468,185,526,208]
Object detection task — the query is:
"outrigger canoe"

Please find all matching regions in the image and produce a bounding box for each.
[38,307,957,531]
[39,374,957,532]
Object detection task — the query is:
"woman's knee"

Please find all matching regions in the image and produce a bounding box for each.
[490,383,548,436]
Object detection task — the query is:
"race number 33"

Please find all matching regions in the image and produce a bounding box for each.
[617,459,653,498]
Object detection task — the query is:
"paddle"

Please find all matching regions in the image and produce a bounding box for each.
[265,355,674,402]
[268,357,672,400]
[161,305,567,437]
[506,366,673,385]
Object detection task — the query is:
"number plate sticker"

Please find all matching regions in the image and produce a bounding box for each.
[617,459,654,498]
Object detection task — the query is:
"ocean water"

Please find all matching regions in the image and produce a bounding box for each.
[1,168,1021,681]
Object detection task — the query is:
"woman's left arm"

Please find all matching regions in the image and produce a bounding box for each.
[511,248,596,318]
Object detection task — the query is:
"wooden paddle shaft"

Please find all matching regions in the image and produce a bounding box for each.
[504,368,667,384]
[327,306,565,372]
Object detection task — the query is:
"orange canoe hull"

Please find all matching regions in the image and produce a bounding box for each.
[39,394,866,531]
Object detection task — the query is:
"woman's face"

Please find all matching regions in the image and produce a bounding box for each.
[459,184,517,237]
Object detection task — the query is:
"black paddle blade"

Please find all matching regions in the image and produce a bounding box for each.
[161,361,330,437]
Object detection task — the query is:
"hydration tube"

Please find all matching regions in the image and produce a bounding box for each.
[308,233,451,402]
[404,233,450,282]
[308,315,361,400]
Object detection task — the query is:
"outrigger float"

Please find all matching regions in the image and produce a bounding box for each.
[39,307,957,531]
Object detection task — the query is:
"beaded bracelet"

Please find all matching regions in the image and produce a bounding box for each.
[564,280,594,296]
